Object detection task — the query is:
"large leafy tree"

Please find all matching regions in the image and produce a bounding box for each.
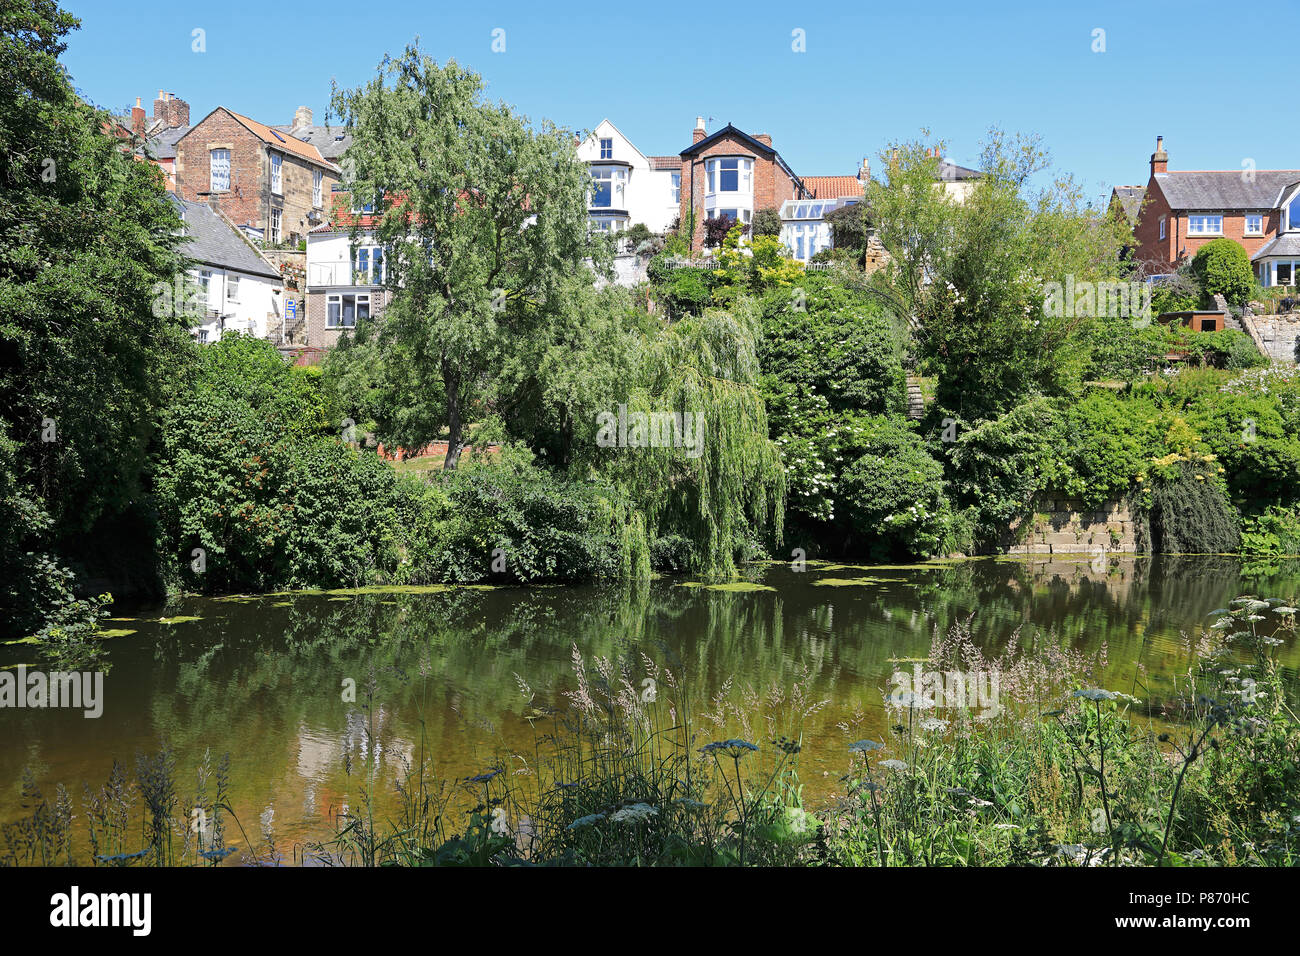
[866,132,1131,422]
[0,0,189,637]
[329,46,602,469]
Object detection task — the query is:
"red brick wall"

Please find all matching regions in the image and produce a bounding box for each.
[1134,176,1279,272]
[678,130,799,250]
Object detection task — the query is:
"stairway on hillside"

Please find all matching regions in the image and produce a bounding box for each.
[905,376,925,420]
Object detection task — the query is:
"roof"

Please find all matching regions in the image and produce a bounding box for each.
[680,123,777,158]
[802,175,865,199]
[169,196,282,280]
[145,125,190,160]
[937,159,981,182]
[180,108,339,171]
[272,123,352,162]
[1110,185,1145,224]
[648,156,682,171]
[1154,170,1300,211]
[1251,232,1300,260]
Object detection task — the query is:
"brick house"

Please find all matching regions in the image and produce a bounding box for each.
[677,118,809,250]
[173,107,341,250]
[1129,136,1300,284]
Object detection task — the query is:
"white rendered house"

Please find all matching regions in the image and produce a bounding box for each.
[577,119,680,235]
[171,196,285,342]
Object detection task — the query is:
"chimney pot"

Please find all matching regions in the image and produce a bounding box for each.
[1150,135,1169,176]
[692,116,706,144]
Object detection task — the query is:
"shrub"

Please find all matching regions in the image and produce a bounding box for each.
[703,214,738,248]
[839,417,950,558]
[1141,457,1240,554]
[750,208,781,238]
[422,446,630,582]
[661,268,712,317]
[825,203,868,253]
[1191,238,1253,306]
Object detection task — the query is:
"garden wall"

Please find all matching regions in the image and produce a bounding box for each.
[1007,496,1139,556]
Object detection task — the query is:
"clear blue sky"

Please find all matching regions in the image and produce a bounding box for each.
[62,0,1291,205]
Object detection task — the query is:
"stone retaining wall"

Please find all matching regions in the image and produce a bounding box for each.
[1007,496,1138,556]
[1242,311,1300,364]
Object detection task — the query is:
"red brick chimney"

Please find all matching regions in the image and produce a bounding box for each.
[131,97,145,136]
[858,156,870,182]
[1150,135,1168,176]
[692,116,706,144]
[754,133,772,147]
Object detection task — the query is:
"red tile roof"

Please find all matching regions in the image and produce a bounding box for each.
[225,109,339,171]
[802,175,865,199]
[649,156,682,171]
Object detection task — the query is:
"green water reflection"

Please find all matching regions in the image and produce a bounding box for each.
[3,555,1298,852]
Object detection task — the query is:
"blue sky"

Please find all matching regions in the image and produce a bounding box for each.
[62,0,1290,204]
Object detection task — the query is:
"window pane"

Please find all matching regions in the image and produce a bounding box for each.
[720,160,738,191]
[328,297,340,326]
[342,296,355,326]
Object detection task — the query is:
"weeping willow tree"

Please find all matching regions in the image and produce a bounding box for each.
[578,298,785,579]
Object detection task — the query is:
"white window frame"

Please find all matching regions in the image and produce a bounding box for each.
[1186,213,1223,236]
[226,275,240,304]
[270,207,282,244]
[313,169,323,208]
[270,152,282,195]
[589,166,625,209]
[1158,215,1166,240]
[326,292,370,329]
[670,172,681,204]
[351,245,383,285]
[705,157,753,196]
[210,148,230,192]
[1244,214,1264,236]
[599,138,613,160]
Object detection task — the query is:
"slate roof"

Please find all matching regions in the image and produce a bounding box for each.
[146,125,190,160]
[937,159,981,182]
[170,196,282,280]
[1110,185,1145,224]
[1251,232,1300,260]
[272,123,352,162]
[1154,170,1300,211]
[802,175,865,199]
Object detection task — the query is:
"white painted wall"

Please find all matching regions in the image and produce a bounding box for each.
[306,231,386,287]
[189,266,282,342]
[577,120,678,234]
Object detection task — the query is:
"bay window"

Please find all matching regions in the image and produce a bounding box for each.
[590,167,625,209]
[705,157,752,196]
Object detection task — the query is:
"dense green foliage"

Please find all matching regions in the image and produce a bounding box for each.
[1192,237,1254,306]
[0,1,189,640]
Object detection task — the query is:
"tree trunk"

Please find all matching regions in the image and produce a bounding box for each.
[443,368,465,471]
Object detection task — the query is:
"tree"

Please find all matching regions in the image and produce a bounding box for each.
[0,0,190,637]
[1191,237,1253,306]
[750,207,781,238]
[329,45,603,469]
[866,131,1131,422]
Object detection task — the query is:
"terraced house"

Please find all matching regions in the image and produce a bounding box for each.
[173,106,341,248]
